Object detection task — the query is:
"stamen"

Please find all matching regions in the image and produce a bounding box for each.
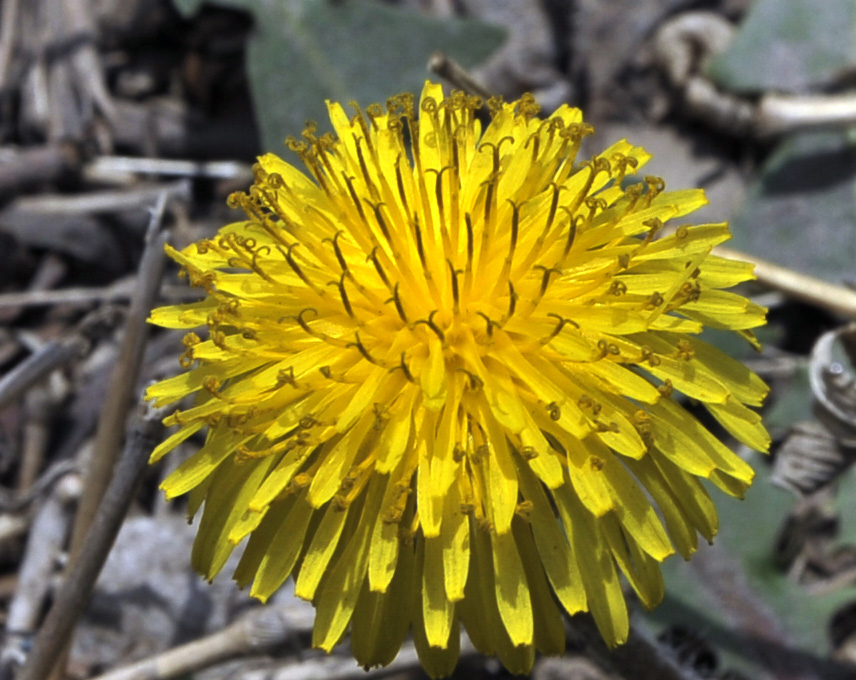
[456,367,483,391]
[354,135,379,200]
[447,259,460,313]
[329,231,348,273]
[279,243,322,295]
[562,211,581,258]
[642,217,664,244]
[276,367,297,388]
[507,199,520,259]
[347,332,385,366]
[337,274,354,318]
[394,155,411,218]
[465,213,474,272]
[525,132,540,162]
[368,200,392,244]
[413,216,427,270]
[505,280,517,320]
[367,247,391,289]
[640,346,661,366]
[476,312,498,337]
[644,175,666,204]
[391,351,415,382]
[645,292,664,310]
[296,308,321,336]
[389,282,409,324]
[534,265,562,297]
[541,313,579,344]
[343,173,369,224]
[349,102,374,150]
[413,310,445,342]
[545,182,564,235]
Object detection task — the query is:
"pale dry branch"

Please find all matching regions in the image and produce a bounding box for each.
[715,246,856,321]
[653,12,856,138]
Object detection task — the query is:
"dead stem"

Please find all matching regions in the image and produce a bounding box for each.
[715,246,856,321]
[17,402,166,680]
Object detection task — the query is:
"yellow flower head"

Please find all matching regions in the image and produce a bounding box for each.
[146,82,769,677]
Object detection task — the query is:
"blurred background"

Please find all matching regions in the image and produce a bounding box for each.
[2,1,856,679]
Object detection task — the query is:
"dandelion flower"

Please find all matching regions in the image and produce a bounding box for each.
[146,81,769,677]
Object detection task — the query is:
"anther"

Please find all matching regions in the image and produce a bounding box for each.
[296,308,320,336]
[202,376,222,398]
[675,339,694,360]
[608,280,627,296]
[337,274,355,318]
[328,231,348,273]
[299,415,318,429]
[413,310,445,342]
[640,346,661,367]
[456,367,483,391]
[644,175,666,201]
[515,501,534,521]
[642,217,663,244]
[343,174,368,223]
[623,183,644,209]
[506,199,521,256]
[541,313,578,344]
[388,282,409,324]
[392,352,415,382]
[534,265,562,297]
[476,312,498,337]
[585,196,608,217]
[354,135,378,198]
[368,247,391,289]
[465,213,474,270]
[394,156,411,217]
[545,182,565,233]
[369,200,392,244]
[413,216,427,269]
[645,292,664,309]
[347,332,384,365]
[506,280,517,319]
[372,402,389,430]
[520,447,538,460]
[276,366,297,388]
[447,259,460,312]
[525,132,540,162]
[561,209,580,257]
[280,243,315,291]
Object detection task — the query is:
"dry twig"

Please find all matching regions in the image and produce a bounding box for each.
[653,12,856,138]
[91,604,314,680]
[0,474,81,680]
[17,402,166,680]
[428,51,493,100]
[66,193,169,558]
[715,246,856,321]
[0,306,120,410]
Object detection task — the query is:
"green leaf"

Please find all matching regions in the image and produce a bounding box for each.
[707,0,856,93]
[645,463,855,679]
[171,0,506,151]
[729,130,856,285]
